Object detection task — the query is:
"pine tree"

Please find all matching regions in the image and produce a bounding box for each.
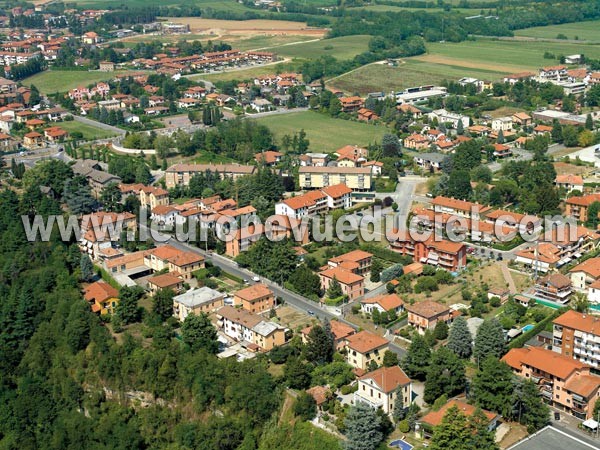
[585,113,594,130]
[116,286,144,325]
[456,119,464,135]
[327,276,343,298]
[512,379,550,433]
[402,333,431,380]
[447,316,472,358]
[343,401,383,450]
[467,408,499,450]
[429,405,470,450]
[284,357,312,389]
[305,323,334,365]
[433,320,448,340]
[392,387,406,421]
[370,258,383,282]
[424,347,466,404]
[79,254,94,282]
[383,350,399,367]
[473,318,505,363]
[472,356,514,417]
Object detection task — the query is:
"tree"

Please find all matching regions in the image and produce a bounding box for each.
[79,254,94,282]
[327,277,343,298]
[116,286,144,324]
[497,129,505,144]
[467,408,499,450]
[381,264,403,283]
[181,313,219,353]
[343,401,383,450]
[472,356,514,417]
[152,288,174,321]
[290,265,321,298]
[447,316,472,358]
[585,201,600,229]
[392,387,406,421]
[382,133,400,157]
[447,169,472,200]
[433,320,448,340]
[429,405,470,450]
[586,113,594,130]
[284,357,312,389]
[572,292,590,313]
[456,119,464,135]
[424,347,466,404]
[293,392,317,421]
[473,318,505,363]
[305,323,334,365]
[100,182,122,212]
[383,350,399,367]
[512,379,550,433]
[29,84,41,106]
[370,258,383,282]
[402,333,431,380]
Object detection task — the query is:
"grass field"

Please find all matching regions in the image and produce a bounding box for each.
[274,35,371,60]
[188,61,299,83]
[422,39,600,71]
[329,60,506,95]
[254,111,388,152]
[24,70,143,93]
[58,121,118,140]
[515,20,600,42]
[67,0,253,12]
[223,34,318,51]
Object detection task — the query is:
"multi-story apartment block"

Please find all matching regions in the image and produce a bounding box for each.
[216,306,285,351]
[165,163,255,188]
[390,233,466,272]
[298,166,372,191]
[553,310,600,369]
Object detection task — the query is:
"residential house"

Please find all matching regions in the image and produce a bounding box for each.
[555,174,584,193]
[275,190,327,219]
[173,286,225,320]
[491,116,513,132]
[512,112,532,126]
[44,126,68,142]
[503,346,600,419]
[147,272,183,295]
[403,133,429,150]
[420,399,499,436]
[322,183,353,210]
[84,281,119,315]
[539,65,569,82]
[405,300,452,334]
[343,330,389,371]
[139,185,169,210]
[251,98,272,112]
[428,109,469,130]
[397,103,423,117]
[390,233,467,272]
[0,132,16,151]
[569,257,600,293]
[354,366,412,415]
[339,96,363,113]
[414,153,445,172]
[327,249,372,276]
[360,293,404,316]
[151,205,179,226]
[233,283,275,314]
[301,152,329,167]
[216,305,285,351]
[319,266,364,301]
[335,145,369,166]
[306,386,332,411]
[362,161,383,176]
[357,108,379,122]
[553,310,600,368]
[492,143,512,158]
[565,193,600,222]
[99,61,114,72]
[298,166,372,191]
[534,124,553,136]
[431,196,491,220]
[255,150,282,166]
[300,320,355,350]
[144,245,204,280]
[23,131,43,148]
[534,273,572,304]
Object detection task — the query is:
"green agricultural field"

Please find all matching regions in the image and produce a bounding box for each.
[275,35,371,60]
[188,61,299,83]
[58,121,119,140]
[423,39,600,71]
[66,0,253,12]
[24,70,144,94]
[515,20,600,42]
[226,34,318,51]
[254,111,388,152]
[329,60,505,95]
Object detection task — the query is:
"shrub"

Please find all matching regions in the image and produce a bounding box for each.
[397,420,410,433]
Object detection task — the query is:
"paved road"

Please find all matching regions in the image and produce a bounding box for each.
[146,228,406,357]
[487,143,566,172]
[73,115,126,136]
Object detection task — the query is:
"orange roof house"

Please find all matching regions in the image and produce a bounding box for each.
[300,320,356,350]
[354,365,412,414]
[421,399,498,431]
[233,283,275,314]
[405,300,452,334]
[84,281,119,315]
[360,293,404,315]
[319,266,364,301]
[344,330,389,371]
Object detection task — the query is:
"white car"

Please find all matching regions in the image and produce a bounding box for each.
[252,276,260,282]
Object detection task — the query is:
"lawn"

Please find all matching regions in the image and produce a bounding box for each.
[58,120,119,140]
[515,20,600,42]
[254,111,388,152]
[275,35,371,60]
[188,61,299,83]
[329,60,506,95]
[24,69,144,93]
[421,39,600,71]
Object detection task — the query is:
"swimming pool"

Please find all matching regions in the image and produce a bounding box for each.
[389,439,413,450]
[522,324,535,332]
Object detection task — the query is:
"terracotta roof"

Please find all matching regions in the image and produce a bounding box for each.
[403,262,423,276]
[234,283,272,302]
[217,305,262,328]
[570,258,600,278]
[345,330,388,353]
[421,399,497,428]
[298,166,371,174]
[255,150,282,164]
[536,272,571,289]
[556,174,583,185]
[553,310,600,335]
[502,347,589,380]
[534,125,553,133]
[432,196,490,213]
[361,293,404,311]
[512,112,531,120]
[515,243,561,264]
[359,365,410,393]
[151,204,178,215]
[306,386,330,405]
[148,272,182,289]
[105,250,147,269]
[564,372,600,398]
[149,244,204,267]
[321,183,352,199]
[301,320,355,342]
[319,266,364,285]
[329,249,372,264]
[84,281,118,303]
[405,300,449,319]
[566,193,600,207]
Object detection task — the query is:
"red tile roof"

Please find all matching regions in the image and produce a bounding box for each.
[502,346,589,380]
[359,365,411,393]
[84,281,118,303]
[421,399,497,428]
[345,330,388,353]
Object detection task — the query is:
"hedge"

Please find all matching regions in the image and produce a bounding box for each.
[95,265,121,290]
[384,312,408,329]
[362,244,411,264]
[221,271,243,284]
[508,307,567,349]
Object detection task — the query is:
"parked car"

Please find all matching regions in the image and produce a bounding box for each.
[307,310,315,316]
[252,276,260,282]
